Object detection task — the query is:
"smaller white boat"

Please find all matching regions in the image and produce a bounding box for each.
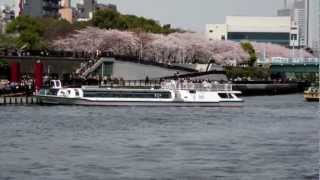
[304,85,320,102]
[37,80,243,107]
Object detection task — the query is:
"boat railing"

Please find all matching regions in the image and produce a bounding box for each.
[161,81,233,91]
[99,80,162,88]
[97,80,232,91]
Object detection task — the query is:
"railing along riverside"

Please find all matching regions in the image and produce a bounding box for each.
[161,81,233,91]
[258,57,320,65]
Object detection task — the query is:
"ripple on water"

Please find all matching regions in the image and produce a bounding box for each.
[0,94,318,179]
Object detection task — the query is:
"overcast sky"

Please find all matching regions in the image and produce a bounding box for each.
[1,0,283,32]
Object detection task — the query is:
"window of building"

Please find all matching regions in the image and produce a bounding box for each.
[291,34,297,40]
[209,30,213,33]
[228,32,290,45]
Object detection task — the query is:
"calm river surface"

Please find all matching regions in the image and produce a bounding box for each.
[0,94,318,180]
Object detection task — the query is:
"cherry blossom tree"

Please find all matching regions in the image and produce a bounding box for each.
[52,27,312,66]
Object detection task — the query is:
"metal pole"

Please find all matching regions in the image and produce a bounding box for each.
[140,42,143,61]
[101,62,104,85]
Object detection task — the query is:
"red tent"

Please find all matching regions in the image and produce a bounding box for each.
[34,62,43,91]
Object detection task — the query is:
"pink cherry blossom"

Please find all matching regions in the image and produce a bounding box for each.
[52,27,313,65]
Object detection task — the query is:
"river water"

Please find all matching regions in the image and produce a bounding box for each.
[0,94,318,180]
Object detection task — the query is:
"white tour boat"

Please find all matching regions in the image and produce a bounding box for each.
[37,80,243,107]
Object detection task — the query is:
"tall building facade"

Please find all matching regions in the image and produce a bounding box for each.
[277,0,310,47]
[307,0,320,54]
[18,0,61,18]
[59,0,74,23]
[293,0,307,46]
[277,0,293,17]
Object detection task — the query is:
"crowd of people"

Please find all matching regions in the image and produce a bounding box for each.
[0,78,34,96]
[0,48,106,59]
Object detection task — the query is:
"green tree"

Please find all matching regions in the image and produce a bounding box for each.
[6,16,45,49]
[92,9,179,34]
[241,42,257,67]
[6,16,78,49]
[92,9,121,29]
[39,18,75,41]
[0,34,18,49]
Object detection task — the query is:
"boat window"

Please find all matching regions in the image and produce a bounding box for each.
[50,81,55,88]
[218,93,229,99]
[189,90,196,94]
[218,93,234,99]
[49,89,59,95]
[75,89,80,96]
[56,81,61,88]
[83,90,172,99]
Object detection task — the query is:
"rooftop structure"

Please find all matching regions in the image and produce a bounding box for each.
[76,0,117,21]
[277,0,293,17]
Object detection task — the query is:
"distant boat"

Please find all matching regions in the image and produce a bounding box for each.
[36,80,243,107]
[304,85,320,102]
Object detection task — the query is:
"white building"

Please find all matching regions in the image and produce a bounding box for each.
[206,16,299,47]
[294,8,306,46]
[0,5,15,34]
[292,0,307,46]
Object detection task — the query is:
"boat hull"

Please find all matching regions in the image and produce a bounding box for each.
[37,95,243,107]
[304,91,320,102]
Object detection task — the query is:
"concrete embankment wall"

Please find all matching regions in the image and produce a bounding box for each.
[111,59,189,80]
[0,96,39,105]
[233,83,303,96]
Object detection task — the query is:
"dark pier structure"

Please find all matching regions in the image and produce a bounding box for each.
[0,55,85,78]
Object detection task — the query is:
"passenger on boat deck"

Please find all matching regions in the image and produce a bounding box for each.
[202,80,212,89]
